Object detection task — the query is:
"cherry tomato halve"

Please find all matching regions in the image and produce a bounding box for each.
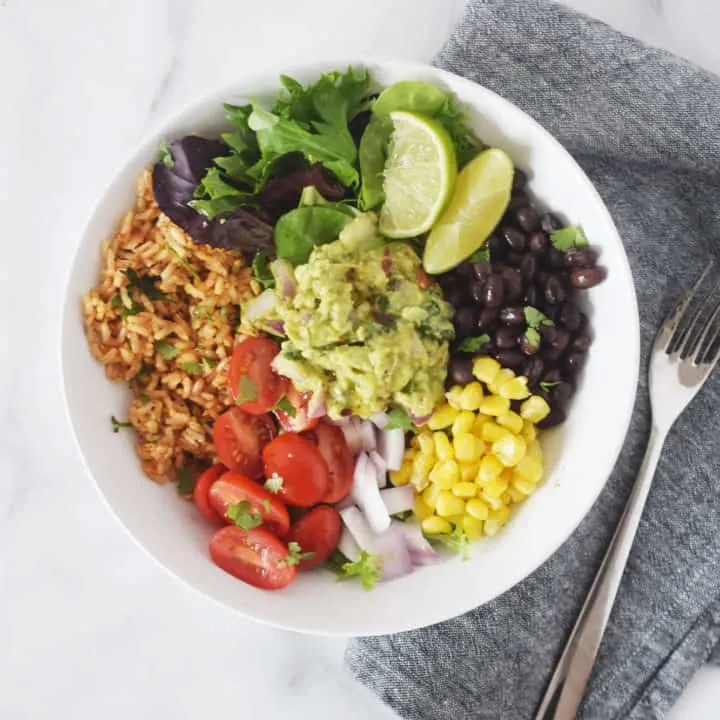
[262,433,329,508]
[285,505,342,571]
[212,407,276,479]
[229,337,288,414]
[193,464,227,524]
[208,471,290,536]
[209,526,296,590]
[274,383,320,433]
[307,421,353,504]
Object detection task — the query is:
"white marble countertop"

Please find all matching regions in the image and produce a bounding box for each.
[2,0,719,717]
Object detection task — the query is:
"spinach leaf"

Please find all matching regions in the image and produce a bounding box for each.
[358,116,391,210]
[251,252,276,290]
[274,206,351,266]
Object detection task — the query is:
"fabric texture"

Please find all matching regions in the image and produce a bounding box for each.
[346,1,720,718]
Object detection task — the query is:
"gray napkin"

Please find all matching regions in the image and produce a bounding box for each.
[346,1,720,718]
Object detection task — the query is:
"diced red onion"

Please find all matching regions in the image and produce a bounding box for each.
[269,258,297,298]
[359,420,377,453]
[392,520,441,565]
[380,486,414,515]
[339,506,375,550]
[369,412,389,429]
[337,528,361,562]
[378,428,405,471]
[334,494,356,511]
[368,450,388,488]
[371,524,413,581]
[340,419,364,455]
[244,289,278,322]
[411,412,432,426]
[264,319,286,336]
[352,453,391,534]
[307,389,327,420]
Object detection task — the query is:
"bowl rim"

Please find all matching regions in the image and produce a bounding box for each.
[61,57,640,636]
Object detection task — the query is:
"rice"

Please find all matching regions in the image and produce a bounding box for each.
[82,169,253,484]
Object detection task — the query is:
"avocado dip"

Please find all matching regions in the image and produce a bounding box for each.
[271,213,455,420]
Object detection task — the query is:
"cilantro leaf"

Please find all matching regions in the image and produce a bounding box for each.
[111,415,132,433]
[133,365,152,386]
[272,396,296,418]
[264,473,284,494]
[457,334,490,353]
[251,252,276,290]
[524,327,541,348]
[226,501,263,531]
[277,541,316,567]
[121,302,144,319]
[176,467,196,495]
[334,550,382,590]
[429,524,471,560]
[201,357,219,371]
[111,295,123,308]
[385,407,417,433]
[123,269,169,302]
[182,361,203,374]
[235,376,258,404]
[550,225,589,252]
[155,340,179,360]
[468,247,491,263]
[165,243,200,279]
[139,393,151,404]
[158,140,174,168]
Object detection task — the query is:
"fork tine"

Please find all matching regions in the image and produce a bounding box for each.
[664,265,713,354]
[694,291,720,366]
[678,277,720,359]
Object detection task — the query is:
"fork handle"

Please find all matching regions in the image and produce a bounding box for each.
[535,425,667,720]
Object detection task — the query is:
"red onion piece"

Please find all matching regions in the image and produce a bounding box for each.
[244,289,278,323]
[371,524,413,581]
[377,428,405,471]
[352,453,391,534]
[368,450,388,488]
[392,520,441,565]
[269,258,297,298]
[380,486,414,515]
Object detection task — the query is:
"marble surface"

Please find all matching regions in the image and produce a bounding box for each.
[2,0,719,717]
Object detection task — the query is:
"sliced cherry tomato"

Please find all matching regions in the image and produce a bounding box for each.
[213,407,276,479]
[229,337,288,414]
[209,526,296,590]
[306,421,353,504]
[285,505,342,570]
[208,471,290,536]
[262,433,329,507]
[193,464,227,524]
[274,383,320,433]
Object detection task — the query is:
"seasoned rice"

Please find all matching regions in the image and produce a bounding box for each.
[82,169,254,484]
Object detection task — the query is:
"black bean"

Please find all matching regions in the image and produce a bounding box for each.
[519,253,537,282]
[540,324,557,343]
[541,368,563,384]
[502,267,524,300]
[499,306,525,326]
[552,381,575,410]
[549,328,570,353]
[443,285,466,307]
[563,352,586,374]
[540,213,562,233]
[472,260,493,281]
[495,327,519,349]
[514,205,540,233]
[508,193,527,211]
[541,346,564,362]
[484,275,505,307]
[495,349,525,369]
[454,305,478,337]
[544,275,567,305]
[577,312,588,331]
[523,356,545,385]
[564,247,598,268]
[524,285,539,305]
[528,231,549,256]
[477,307,499,331]
[456,261,474,278]
[571,332,592,352]
[512,169,528,192]
[487,233,508,258]
[507,252,525,267]
[448,356,474,385]
[546,248,566,269]
[537,408,567,429]
[558,302,581,332]
[502,226,527,252]
[519,334,540,356]
[571,267,607,289]
[470,280,486,304]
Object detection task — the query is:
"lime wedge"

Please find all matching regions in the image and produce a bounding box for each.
[423,148,514,274]
[378,111,457,239]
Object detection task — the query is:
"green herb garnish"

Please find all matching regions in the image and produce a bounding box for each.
[165,243,200,279]
[139,393,151,404]
[133,365,152,386]
[523,306,554,348]
[251,252,276,290]
[385,407,417,433]
[539,381,561,392]
[550,225,589,252]
[123,269,169,302]
[272,395,296,418]
[155,340,179,360]
[376,295,390,313]
[226,501,263,531]
[235,376,258,404]
[277,541,315,567]
[182,361,204,374]
[158,140,174,168]
[264,473,284,494]
[333,550,382,590]
[202,357,219,372]
[457,334,490,353]
[429,524,471,561]
[468,247,491,263]
[111,415,132,433]
[176,467,196,495]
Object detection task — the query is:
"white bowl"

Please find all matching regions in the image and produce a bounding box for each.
[61,59,639,636]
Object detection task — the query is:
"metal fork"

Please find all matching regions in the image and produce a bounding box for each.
[536,264,720,720]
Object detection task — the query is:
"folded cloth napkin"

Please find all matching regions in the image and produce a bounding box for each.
[346,1,720,718]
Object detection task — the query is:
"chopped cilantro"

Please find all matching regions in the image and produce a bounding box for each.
[550,225,589,252]
[201,357,219,372]
[111,295,123,308]
[235,376,258,404]
[251,253,275,290]
[523,306,554,348]
[277,541,315,567]
[334,550,382,590]
[457,334,490,353]
[264,473,284,494]
[123,269,169,302]
[386,407,417,433]
[272,395,296,418]
[111,415,132,433]
[226,501,263,531]
[468,247,491,263]
[182,361,204,374]
[176,467,196,495]
[139,393,151,404]
[158,140,174,168]
[539,381,561,392]
[155,340,179,360]
[133,365,152,386]
[121,302,144,319]
[525,327,541,348]
[165,243,200,279]
[376,295,390,313]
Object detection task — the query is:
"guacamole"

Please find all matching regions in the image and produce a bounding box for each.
[271,213,454,419]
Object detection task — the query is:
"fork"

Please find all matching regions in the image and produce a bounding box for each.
[535,264,720,720]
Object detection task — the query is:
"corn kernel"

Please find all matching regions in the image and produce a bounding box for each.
[481,491,506,510]
[453,433,481,463]
[477,454,504,483]
[501,491,512,504]
[417,432,435,457]
[429,459,460,489]
[515,454,543,484]
[483,476,509,499]
[412,453,434,477]
[410,435,420,449]
[459,382,484,411]
[445,385,464,409]
[422,515,453,535]
[410,473,430,492]
[413,497,434,520]
[422,483,443,509]
[478,394,511,417]
[433,432,454,461]
[521,421,537,442]
[451,410,476,437]
[460,462,480,483]
[452,481,477,498]
[462,514,484,540]
[466,498,490,520]
[497,410,523,434]
[498,375,531,400]
[484,506,511,536]
[492,434,527,467]
[389,462,412,486]
[488,368,515,395]
[471,413,492,435]
[512,476,537,496]
[436,491,466,518]
[427,404,459,430]
[472,356,501,385]
[527,439,543,460]
[404,448,417,461]
[480,421,511,443]
[508,487,527,503]
[520,395,551,423]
